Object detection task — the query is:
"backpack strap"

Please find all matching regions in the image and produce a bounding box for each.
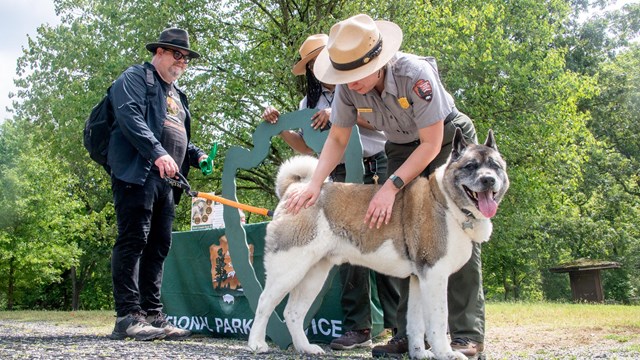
[111,64,158,126]
[128,64,157,114]
[128,63,155,88]
[143,67,156,108]
[145,67,155,87]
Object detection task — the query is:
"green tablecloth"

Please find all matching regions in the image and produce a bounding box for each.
[161,222,384,343]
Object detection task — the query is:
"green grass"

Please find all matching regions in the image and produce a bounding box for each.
[486,301,640,329]
[604,334,632,343]
[0,310,114,332]
[1,302,639,329]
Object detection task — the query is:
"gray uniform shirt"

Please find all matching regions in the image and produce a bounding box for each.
[331,52,455,144]
[300,86,386,157]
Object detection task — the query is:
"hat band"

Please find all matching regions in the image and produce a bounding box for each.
[330,37,383,71]
[303,45,325,58]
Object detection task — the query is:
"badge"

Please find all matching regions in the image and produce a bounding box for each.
[413,79,433,101]
[398,97,410,109]
[357,108,373,113]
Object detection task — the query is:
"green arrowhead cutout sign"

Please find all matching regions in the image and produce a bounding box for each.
[219,109,364,349]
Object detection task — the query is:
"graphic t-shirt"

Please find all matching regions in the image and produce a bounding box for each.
[161,84,188,168]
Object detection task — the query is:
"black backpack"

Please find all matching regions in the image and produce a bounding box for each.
[83,66,155,172]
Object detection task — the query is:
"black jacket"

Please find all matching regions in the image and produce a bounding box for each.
[107,62,205,202]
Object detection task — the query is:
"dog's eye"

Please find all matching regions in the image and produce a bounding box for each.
[464,162,477,171]
[488,158,503,170]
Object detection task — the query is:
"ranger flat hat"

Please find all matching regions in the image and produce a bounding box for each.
[146,28,201,59]
[292,34,329,76]
[313,14,402,84]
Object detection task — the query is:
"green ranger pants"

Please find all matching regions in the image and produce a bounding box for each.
[383,112,485,343]
[338,264,400,330]
[331,151,400,331]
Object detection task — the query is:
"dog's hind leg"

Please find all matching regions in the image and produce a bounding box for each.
[247,279,289,353]
[284,258,334,355]
[421,268,467,360]
[248,251,317,353]
[407,275,432,359]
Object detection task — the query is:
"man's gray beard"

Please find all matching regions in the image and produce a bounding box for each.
[169,66,185,80]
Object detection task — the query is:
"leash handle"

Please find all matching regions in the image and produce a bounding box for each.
[163,172,196,197]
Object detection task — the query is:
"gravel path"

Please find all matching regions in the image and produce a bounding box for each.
[0,320,366,360]
[1,319,639,359]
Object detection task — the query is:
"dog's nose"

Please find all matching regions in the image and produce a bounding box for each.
[480,176,496,188]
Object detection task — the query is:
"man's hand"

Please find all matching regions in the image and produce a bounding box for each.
[155,154,179,179]
[262,106,280,124]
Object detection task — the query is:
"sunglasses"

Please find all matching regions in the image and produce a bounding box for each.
[163,48,192,64]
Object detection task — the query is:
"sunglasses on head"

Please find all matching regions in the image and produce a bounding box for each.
[163,48,192,64]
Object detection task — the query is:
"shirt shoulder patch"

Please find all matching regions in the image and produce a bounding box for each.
[413,79,433,102]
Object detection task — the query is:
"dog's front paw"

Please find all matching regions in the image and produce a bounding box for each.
[430,349,467,360]
[409,348,436,359]
[299,344,325,355]
[247,340,269,353]
[449,350,468,360]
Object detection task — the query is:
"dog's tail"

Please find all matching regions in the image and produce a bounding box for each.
[275,155,318,198]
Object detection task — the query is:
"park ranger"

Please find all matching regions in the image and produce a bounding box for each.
[285,14,484,359]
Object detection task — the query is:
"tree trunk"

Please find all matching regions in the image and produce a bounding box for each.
[502,266,509,301]
[7,257,15,310]
[71,266,80,311]
[512,268,520,300]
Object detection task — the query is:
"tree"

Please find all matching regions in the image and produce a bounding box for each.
[0,119,83,309]
[2,0,639,308]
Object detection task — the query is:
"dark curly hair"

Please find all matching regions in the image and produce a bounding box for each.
[305,66,323,109]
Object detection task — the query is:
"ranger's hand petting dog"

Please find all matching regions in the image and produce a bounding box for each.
[284,162,398,230]
[249,129,509,360]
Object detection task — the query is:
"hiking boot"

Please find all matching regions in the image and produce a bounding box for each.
[330,329,372,350]
[147,312,192,340]
[110,312,166,341]
[372,335,408,357]
[451,337,484,359]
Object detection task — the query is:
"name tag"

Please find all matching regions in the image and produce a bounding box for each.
[357,108,373,113]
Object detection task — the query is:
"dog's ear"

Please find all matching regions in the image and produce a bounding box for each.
[451,127,468,161]
[484,129,498,151]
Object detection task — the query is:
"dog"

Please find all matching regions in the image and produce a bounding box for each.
[248,129,509,359]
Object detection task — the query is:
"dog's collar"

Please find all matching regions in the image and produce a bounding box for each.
[461,208,476,230]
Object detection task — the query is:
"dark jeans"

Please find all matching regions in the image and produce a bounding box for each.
[111,171,175,317]
[385,112,485,343]
[331,151,400,331]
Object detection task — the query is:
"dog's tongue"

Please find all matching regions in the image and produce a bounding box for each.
[478,191,498,218]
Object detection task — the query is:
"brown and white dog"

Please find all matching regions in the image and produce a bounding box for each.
[248,129,509,359]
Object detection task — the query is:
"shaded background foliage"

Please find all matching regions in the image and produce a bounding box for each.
[0,0,638,310]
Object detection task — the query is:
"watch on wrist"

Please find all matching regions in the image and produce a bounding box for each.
[389,174,404,189]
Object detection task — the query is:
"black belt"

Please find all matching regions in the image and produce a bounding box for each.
[362,150,385,164]
[332,151,384,177]
[444,108,459,125]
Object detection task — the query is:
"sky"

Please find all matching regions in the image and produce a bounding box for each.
[0,1,59,121]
